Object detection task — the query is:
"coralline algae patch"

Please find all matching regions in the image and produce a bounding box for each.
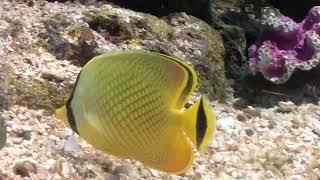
[249,6,320,84]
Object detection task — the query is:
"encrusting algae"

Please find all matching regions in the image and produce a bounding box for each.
[55,50,215,174]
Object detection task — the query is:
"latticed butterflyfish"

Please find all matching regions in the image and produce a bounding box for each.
[55,50,214,174]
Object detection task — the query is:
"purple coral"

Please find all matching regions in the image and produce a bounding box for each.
[248,7,320,84]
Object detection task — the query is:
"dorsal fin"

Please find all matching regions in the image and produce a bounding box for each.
[152,52,198,108]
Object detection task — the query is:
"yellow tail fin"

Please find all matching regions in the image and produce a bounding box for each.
[182,96,215,152]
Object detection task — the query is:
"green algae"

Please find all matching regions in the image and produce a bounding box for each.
[9,74,72,113]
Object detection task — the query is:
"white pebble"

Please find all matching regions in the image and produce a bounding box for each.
[216,117,235,131]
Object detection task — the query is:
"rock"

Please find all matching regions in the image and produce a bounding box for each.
[51,158,63,174]
[260,109,275,120]
[262,163,283,178]
[14,160,37,177]
[138,167,151,178]
[40,70,66,82]
[0,62,10,150]
[61,161,74,178]
[236,112,248,122]
[210,153,224,163]
[216,117,235,130]
[211,1,262,78]
[285,139,301,150]
[82,164,97,179]
[243,106,261,117]
[245,129,254,136]
[301,131,314,142]
[264,170,276,179]
[304,115,320,132]
[291,117,305,129]
[0,61,11,110]
[266,148,289,168]
[233,97,248,108]
[270,0,320,22]
[114,165,139,178]
[105,0,213,23]
[149,169,161,177]
[11,74,72,110]
[42,7,227,100]
[0,115,6,149]
[216,169,234,180]
[248,7,320,84]
[278,101,296,113]
[267,120,277,129]
[17,130,32,140]
[100,159,114,172]
[308,154,320,169]
[219,24,248,79]
[63,135,80,157]
[107,174,121,180]
[287,175,304,180]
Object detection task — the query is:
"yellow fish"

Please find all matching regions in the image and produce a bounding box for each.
[55,50,214,174]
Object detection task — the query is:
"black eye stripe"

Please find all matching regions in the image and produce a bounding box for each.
[66,71,82,135]
[196,98,207,149]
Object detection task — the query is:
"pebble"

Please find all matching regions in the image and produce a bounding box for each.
[107,174,121,180]
[308,155,320,169]
[236,113,247,122]
[52,158,63,174]
[210,154,224,163]
[233,97,248,108]
[260,109,275,119]
[216,170,234,180]
[301,132,314,142]
[61,162,74,178]
[285,140,300,150]
[114,165,139,178]
[304,115,320,131]
[288,175,304,180]
[40,70,66,82]
[216,117,235,131]
[149,169,161,177]
[278,101,296,113]
[14,160,37,177]
[243,106,261,117]
[268,120,277,129]
[63,135,80,156]
[245,129,254,136]
[291,117,305,129]
[266,148,289,168]
[231,129,241,140]
[231,171,238,178]
[139,168,151,177]
[17,114,27,121]
[264,170,275,178]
